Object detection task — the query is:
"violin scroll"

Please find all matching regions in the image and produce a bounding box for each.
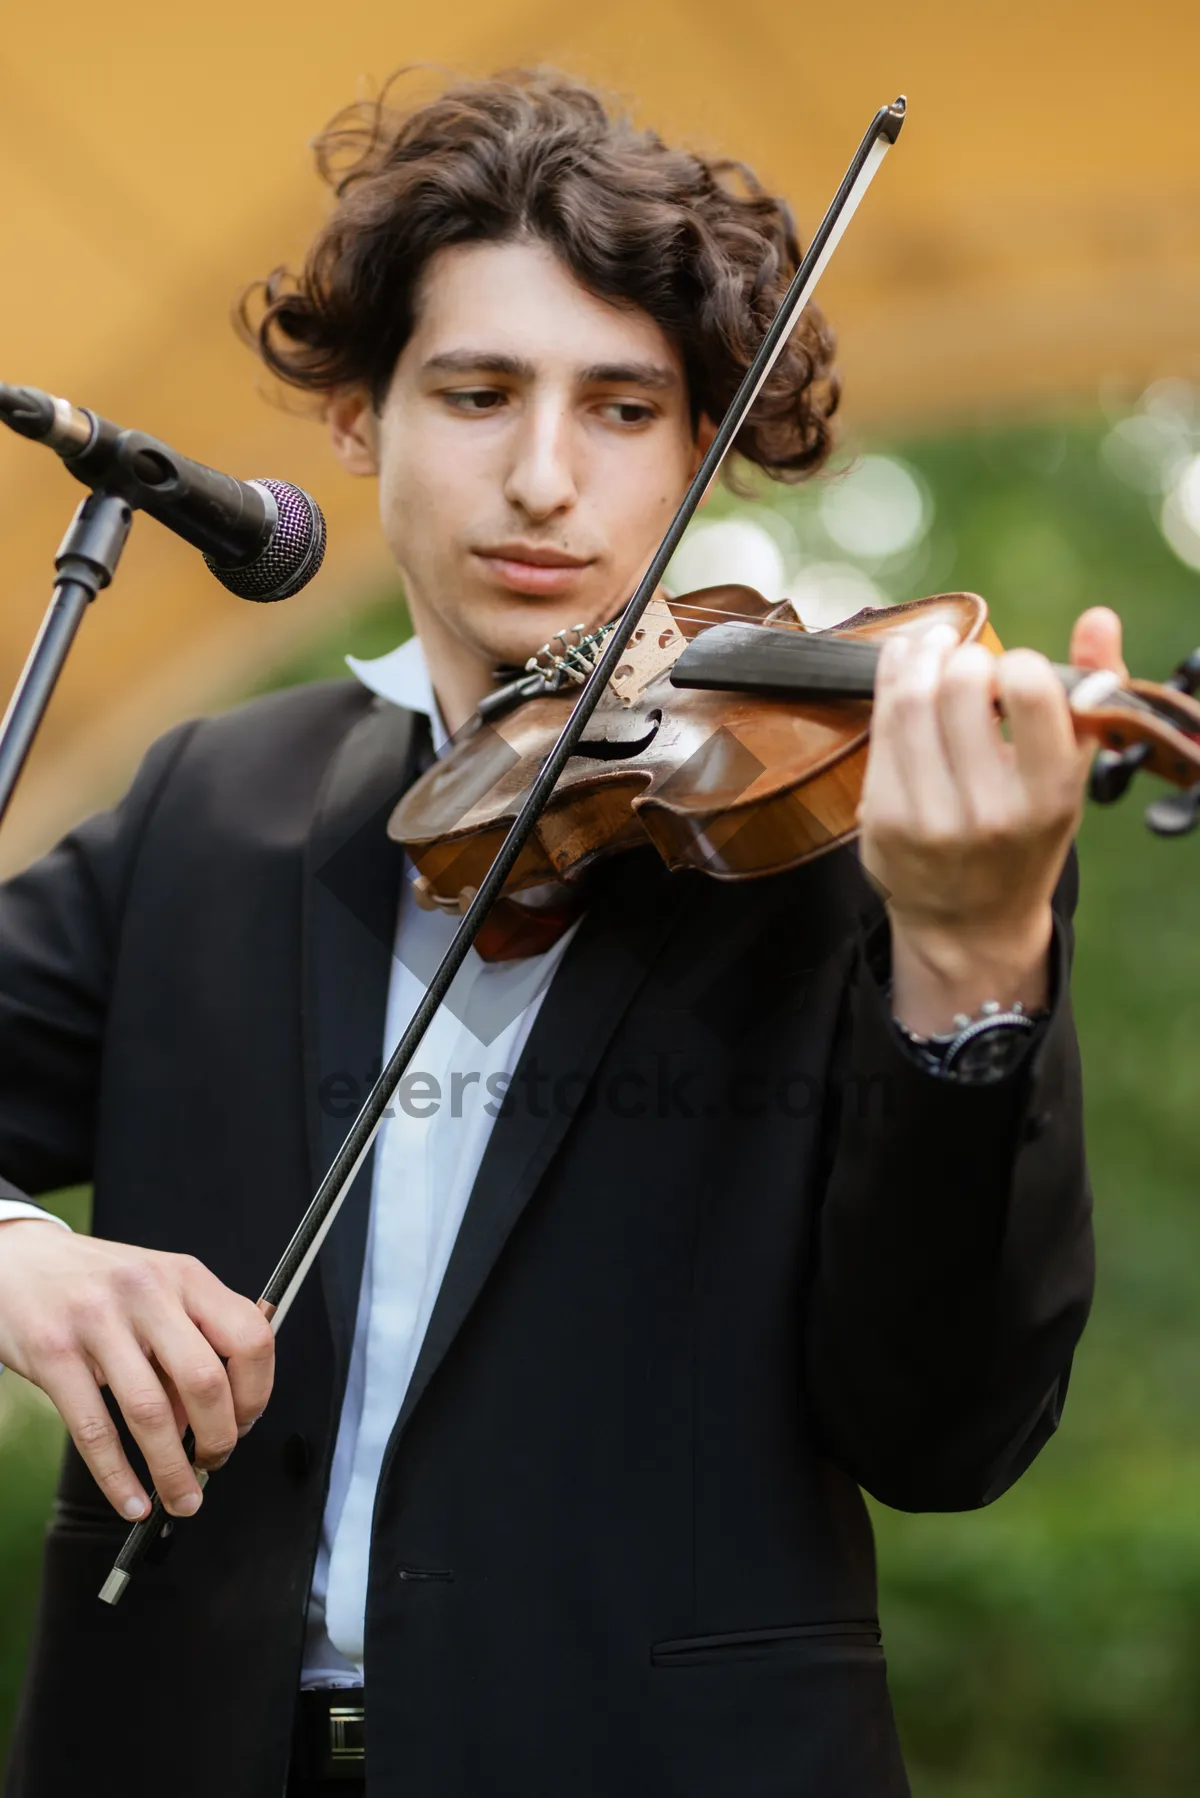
[1087,644,1200,831]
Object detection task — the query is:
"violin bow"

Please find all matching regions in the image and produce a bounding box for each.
[100,94,907,1603]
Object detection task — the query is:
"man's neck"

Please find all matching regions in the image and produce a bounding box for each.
[406,599,496,736]
[408,582,673,736]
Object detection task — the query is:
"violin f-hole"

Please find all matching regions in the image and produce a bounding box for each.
[572,709,663,762]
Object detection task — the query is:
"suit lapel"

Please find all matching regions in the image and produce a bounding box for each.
[392,853,688,1442]
[301,694,423,1379]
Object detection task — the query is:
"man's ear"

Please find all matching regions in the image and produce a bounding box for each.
[327,387,380,476]
[692,415,718,498]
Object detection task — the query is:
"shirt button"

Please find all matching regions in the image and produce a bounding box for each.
[282,1433,313,1483]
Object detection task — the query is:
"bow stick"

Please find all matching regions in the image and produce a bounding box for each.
[100,93,907,1604]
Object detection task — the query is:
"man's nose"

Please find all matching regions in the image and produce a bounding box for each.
[503,402,578,520]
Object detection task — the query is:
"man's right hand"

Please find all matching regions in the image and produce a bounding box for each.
[0,1220,275,1521]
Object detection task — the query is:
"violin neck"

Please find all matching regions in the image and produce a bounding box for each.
[669,620,1098,707]
[669,618,1200,793]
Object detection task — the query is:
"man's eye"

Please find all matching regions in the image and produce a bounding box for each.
[445,389,507,413]
[600,401,656,426]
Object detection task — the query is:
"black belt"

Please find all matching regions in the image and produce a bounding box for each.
[290,1688,366,1791]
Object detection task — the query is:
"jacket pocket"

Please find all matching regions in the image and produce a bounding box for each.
[652,1619,882,1668]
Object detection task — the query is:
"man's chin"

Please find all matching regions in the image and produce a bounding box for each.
[470,587,625,672]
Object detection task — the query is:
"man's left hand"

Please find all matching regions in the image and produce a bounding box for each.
[859,606,1126,1037]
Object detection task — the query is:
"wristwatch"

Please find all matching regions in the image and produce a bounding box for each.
[894,1000,1048,1085]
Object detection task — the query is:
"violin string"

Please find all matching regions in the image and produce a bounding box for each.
[665,600,808,627]
[661,606,1166,705]
[637,609,1197,751]
[546,603,1188,745]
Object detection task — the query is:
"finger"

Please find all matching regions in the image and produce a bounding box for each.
[860,633,912,822]
[180,1260,275,1433]
[139,1300,242,1472]
[150,1363,190,1440]
[1069,606,1128,677]
[142,1337,233,1474]
[87,1326,204,1517]
[996,648,1085,827]
[938,642,1019,826]
[38,1355,151,1522]
[879,624,964,828]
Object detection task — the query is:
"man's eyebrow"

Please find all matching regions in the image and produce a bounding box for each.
[422,351,536,379]
[580,360,679,391]
[421,350,679,391]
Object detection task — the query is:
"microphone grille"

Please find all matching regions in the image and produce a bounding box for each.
[205,479,327,602]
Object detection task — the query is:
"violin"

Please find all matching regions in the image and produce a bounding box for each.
[390,585,1200,913]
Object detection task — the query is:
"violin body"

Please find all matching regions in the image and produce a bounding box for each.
[389,587,995,909]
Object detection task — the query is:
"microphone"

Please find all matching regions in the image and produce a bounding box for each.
[0,382,326,602]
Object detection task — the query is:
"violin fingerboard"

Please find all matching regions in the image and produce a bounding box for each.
[670,622,879,701]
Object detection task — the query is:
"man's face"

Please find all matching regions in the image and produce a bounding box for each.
[333,239,709,674]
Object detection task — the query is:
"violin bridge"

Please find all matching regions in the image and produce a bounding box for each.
[522,596,686,710]
[607,596,687,707]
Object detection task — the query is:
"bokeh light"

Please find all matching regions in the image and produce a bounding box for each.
[817,454,930,563]
[1160,455,1200,574]
[788,562,888,629]
[1099,381,1200,578]
[666,513,794,604]
[1101,413,1193,496]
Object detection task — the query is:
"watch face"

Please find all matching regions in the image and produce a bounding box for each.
[945,1016,1035,1084]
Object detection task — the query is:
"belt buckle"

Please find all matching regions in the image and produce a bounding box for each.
[327,1702,365,1767]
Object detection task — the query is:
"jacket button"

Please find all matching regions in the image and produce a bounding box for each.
[282,1433,312,1483]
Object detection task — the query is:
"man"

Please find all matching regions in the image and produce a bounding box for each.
[0,69,1117,1797]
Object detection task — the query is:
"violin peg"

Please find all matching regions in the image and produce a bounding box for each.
[1168,647,1200,698]
[1144,782,1200,837]
[1089,744,1149,805]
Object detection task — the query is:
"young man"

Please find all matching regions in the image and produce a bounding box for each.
[0,70,1116,1798]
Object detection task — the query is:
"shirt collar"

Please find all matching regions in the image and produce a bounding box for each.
[345,634,449,753]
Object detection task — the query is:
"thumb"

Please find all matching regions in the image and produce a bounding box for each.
[1070,606,1128,677]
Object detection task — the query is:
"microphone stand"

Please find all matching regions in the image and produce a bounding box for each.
[0,489,132,827]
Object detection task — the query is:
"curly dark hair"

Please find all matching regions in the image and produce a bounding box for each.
[239,68,839,480]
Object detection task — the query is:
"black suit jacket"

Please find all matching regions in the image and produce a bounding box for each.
[0,679,1092,1798]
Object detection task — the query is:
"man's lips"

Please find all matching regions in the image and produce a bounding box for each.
[472,543,596,595]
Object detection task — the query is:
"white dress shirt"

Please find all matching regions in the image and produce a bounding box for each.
[0,636,577,1690]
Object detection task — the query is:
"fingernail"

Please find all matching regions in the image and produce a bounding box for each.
[237,1411,265,1440]
[123,1496,148,1520]
[173,1491,202,1518]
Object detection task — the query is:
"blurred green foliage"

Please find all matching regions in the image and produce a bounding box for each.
[3,413,1200,1792]
[866,418,1200,1796]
